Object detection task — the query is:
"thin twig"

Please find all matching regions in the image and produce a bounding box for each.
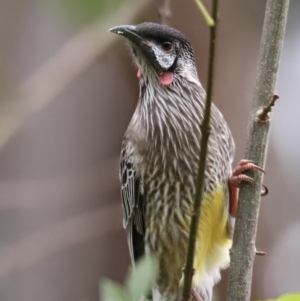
[255,250,267,256]
[181,0,219,300]
[0,0,153,152]
[227,1,290,301]
[158,0,172,25]
[257,94,279,122]
[194,0,215,27]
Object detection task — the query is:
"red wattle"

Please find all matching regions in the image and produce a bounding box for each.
[137,67,143,78]
[159,72,174,87]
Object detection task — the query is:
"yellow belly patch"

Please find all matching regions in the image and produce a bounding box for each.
[147,183,232,290]
[192,184,232,284]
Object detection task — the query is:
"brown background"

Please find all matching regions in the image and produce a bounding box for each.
[0,0,299,300]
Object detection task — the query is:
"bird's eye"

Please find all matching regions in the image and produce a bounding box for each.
[161,41,173,51]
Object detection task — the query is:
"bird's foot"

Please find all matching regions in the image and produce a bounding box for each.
[229,159,266,217]
[230,159,264,186]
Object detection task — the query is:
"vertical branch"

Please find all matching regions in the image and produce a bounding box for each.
[227,1,290,301]
[159,0,172,25]
[181,0,219,300]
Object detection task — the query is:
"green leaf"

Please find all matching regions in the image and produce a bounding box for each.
[101,279,131,301]
[258,293,300,301]
[126,255,159,301]
[193,0,215,27]
[276,294,300,301]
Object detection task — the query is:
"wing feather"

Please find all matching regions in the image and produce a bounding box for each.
[120,145,145,265]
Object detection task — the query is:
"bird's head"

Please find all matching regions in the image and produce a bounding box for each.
[109,22,198,87]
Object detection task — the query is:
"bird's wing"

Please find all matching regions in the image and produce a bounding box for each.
[120,146,145,265]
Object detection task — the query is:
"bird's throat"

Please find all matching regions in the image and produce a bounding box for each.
[137,67,174,87]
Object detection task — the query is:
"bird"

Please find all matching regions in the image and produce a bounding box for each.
[109,22,261,301]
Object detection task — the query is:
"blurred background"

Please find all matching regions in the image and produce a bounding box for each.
[0,0,299,300]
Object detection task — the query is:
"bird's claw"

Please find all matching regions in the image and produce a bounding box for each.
[229,174,255,187]
[261,184,268,196]
[230,159,266,187]
[232,159,265,178]
[229,159,266,216]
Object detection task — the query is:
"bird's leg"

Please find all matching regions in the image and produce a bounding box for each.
[229,159,265,217]
[191,288,203,301]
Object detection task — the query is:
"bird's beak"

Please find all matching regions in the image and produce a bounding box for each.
[109,25,151,48]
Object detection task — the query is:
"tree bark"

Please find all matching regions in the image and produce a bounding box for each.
[227,1,290,301]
